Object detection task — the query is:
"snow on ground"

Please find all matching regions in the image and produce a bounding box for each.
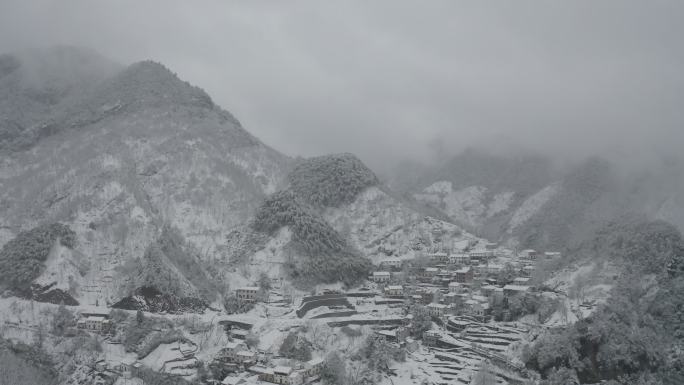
[415,183,488,226]
[487,191,515,218]
[242,227,292,283]
[507,183,559,232]
[140,342,185,371]
[541,261,616,326]
[324,186,476,262]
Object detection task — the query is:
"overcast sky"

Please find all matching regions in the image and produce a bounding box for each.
[1,1,682,172]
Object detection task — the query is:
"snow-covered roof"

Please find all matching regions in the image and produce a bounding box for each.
[307,358,324,366]
[237,286,259,291]
[373,271,391,276]
[503,284,529,292]
[222,376,243,385]
[514,277,531,283]
[273,366,292,375]
[236,350,255,357]
[425,267,438,272]
[455,267,471,273]
[87,316,106,321]
[386,285,403,290]
[119,357,136,365]
[448,281,460,287]
[225,341,245,350]
[427,303,447,309]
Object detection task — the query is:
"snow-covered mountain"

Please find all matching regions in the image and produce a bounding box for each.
[218,153,478,290]
[0,48,466,306]
[392,150,684,251]
[0,48,291,306]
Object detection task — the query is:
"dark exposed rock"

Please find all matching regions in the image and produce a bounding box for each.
[112,286,207,314]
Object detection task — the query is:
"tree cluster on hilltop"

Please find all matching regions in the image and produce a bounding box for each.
[287,153,379,208]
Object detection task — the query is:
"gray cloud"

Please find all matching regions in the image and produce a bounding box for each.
[1,0,682,172]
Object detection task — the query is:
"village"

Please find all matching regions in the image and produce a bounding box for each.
[0,225,565,385]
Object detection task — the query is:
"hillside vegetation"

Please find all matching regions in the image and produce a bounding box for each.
[525,219,684,384]
[117,226,219,302]
[515,157,619,250]
[252,154,379,286]
[288,153,379,207]
[0,223,76,291]
[253,190,371,286]
[0,339,56,385]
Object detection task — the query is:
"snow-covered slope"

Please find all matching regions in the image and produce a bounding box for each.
[414,181,516,229]
[0,49,291,305]
[325,186,478,263]
[507,183,559,233]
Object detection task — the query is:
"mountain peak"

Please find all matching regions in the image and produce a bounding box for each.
[98,60,214,110]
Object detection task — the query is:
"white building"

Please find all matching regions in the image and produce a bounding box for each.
[270,366,302,385]
[235,350,256,364]
[449,254,470,265]
[429,252,449,263]
[448,281,462,293]
[503,284,530,297]
[380,258,402,269]
[522,265,536,277]
[305,358,324,378]
[464,300,489,317]
[372,271,391,283]
[544,251,562,259]
[426,303,447,317]
[77,315,111,332]
[484,264,504,275]
[384,285,404,296]
[114,358,137,379]
[520,249,539,260]
[220,341,247,361]
[469,249,495,260]
[236,286,259,303]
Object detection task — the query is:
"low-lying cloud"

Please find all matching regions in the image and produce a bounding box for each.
[1,0,682,172]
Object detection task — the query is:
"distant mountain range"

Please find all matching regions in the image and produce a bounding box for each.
[389,149,684,252]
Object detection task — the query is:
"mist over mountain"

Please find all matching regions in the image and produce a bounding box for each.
[390,148,684,251]
[0,47,292,305]
[0,42,683,385]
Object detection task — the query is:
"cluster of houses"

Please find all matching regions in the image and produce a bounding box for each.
[214,342,325,385]
[370,245,560,321]
[73,242,560,385]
